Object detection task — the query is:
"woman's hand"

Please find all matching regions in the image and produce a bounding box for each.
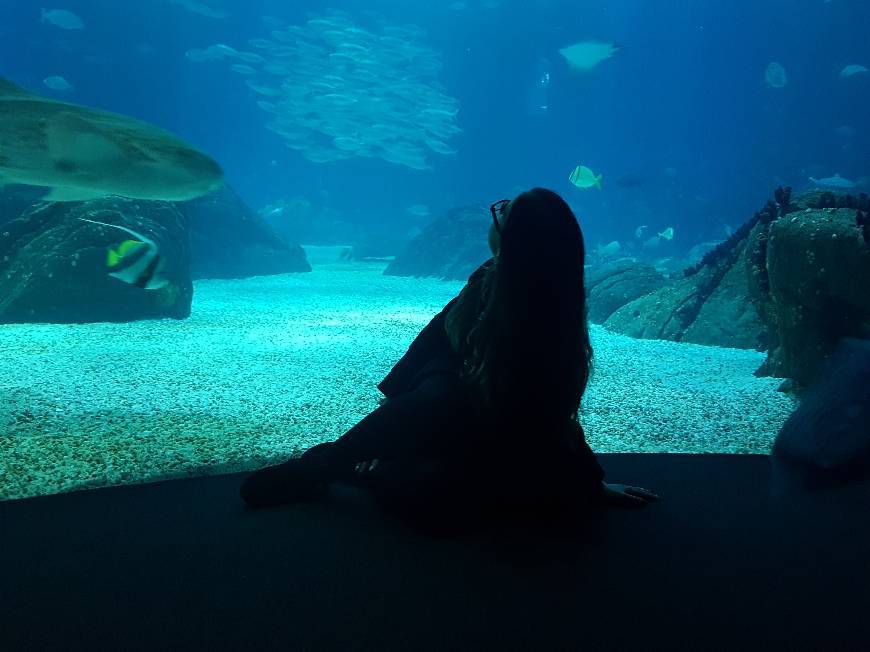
[601,482,659,508]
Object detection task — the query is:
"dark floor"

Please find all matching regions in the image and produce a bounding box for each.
[2,454,869,652]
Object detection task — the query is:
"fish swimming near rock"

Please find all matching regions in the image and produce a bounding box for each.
[569,165,603,190]
[0,77,223,202]
[41,8,84,29]
[77,217,168,290]
[809,173,856,190]
[658,227,675,241]
[839,64,868,79]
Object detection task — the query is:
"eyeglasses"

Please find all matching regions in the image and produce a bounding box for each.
[490,199,510,235]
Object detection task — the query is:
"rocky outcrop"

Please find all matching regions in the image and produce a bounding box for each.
[748,190,870,385]
[259,196,363,246]
[604,228,765,349]
[0,197,191,323]
[180,186,310,279]
[586,261,668,323]
[0,186,42,225]
[385,205,490,280]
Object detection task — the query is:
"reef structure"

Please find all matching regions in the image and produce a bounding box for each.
[604,187,870,383]
[602,199,770,350]
[0,186,310,323]
[748,190,870,385]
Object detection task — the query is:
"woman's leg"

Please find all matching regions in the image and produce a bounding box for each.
[240,373,480,507]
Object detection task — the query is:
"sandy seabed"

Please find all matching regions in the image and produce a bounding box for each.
[0,249,797,500]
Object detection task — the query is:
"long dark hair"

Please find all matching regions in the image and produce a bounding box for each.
[448,188,593,423]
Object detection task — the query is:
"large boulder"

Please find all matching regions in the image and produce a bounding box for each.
[385,204,490,280]
[772,337,870,487]
[749,191,870,384]
[0,197,191,323]
[604,233,765,349]
[0,186,42,225]
[586,260,668,323]
[180,186,310,279]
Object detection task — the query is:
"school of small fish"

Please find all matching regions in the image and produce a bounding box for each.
[186,10,461,170]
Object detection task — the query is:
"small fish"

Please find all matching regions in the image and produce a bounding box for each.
[40,8,84,30]
[765,62,787,88]
[658,227,675,241]
[834,125,856,140]
[840,64,869,79]
[230,64,257,75]
[406,204,430,218]
[169,0,228,19]
[77,218,168,290]
[635,225,648,239]
[42,75,73,92]
[569,165,603,190]
[809,173,856,190]
[244,80,279,96]
[597,240,621,256]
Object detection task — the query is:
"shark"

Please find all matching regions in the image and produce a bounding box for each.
[0,77,223,202]
[808,173,857,190]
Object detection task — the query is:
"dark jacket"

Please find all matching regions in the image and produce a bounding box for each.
[375,259,605,493]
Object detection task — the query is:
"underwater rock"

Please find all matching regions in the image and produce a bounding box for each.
[340,226,414,262]
[604,234,765,349]
[750,197,870,385]
[772,337,870,488]
[0,185,43,225]
[0,197,191,323]
[180,186,310,279]
[585,260,668,323]
[385,204,491,280]
[260,197,363,246]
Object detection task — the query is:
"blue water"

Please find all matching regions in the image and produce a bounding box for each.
[2,0,869,249]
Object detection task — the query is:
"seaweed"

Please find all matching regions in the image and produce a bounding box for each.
[774,185,793,216]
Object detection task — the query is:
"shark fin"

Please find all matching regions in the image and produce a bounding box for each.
[42,186,107,202]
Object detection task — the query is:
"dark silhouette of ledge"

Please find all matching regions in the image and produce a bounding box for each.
[3,454,868,651]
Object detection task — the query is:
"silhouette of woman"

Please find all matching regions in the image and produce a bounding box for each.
[241,188,656,530]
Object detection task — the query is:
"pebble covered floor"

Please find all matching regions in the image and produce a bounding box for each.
[0,249,797,500]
